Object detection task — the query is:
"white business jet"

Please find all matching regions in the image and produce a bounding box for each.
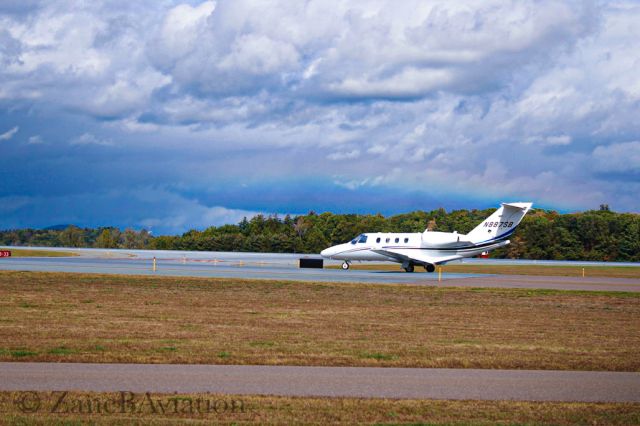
[321,202,532,272]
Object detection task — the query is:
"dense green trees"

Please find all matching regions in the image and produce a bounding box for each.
[1,208,639,261]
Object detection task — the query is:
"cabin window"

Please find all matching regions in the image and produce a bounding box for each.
[404,238,409,243]
[385,237,390,243]
[394,237,399,243]
[376,237,381,243]
[358,235,368,243]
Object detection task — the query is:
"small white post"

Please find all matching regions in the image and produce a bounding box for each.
[153,256,157,272]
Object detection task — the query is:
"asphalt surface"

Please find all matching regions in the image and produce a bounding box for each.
[1,255,639,291]
[5,246,640,267]
[1,363,638,402]
[0,257,484,284]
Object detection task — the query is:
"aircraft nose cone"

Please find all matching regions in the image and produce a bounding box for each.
[320,247,333,258]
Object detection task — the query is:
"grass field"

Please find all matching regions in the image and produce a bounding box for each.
[1,391,638,425]
[2,248,77,257]
[0,271,638,370]
[330,262,640,278]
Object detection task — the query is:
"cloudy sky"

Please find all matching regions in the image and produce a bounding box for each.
[1,0,639,234]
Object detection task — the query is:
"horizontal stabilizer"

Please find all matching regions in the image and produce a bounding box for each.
[501,202,533,210]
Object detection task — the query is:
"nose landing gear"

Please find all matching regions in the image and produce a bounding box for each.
[342,261,350,270]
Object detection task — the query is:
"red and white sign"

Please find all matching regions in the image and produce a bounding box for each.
[0,250,11,257]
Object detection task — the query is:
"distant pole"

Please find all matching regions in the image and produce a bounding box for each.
[438,266,442,283]
[153,256,157,272]
[582,268,585,278]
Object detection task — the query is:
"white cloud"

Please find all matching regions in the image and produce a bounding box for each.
[140,0,599,103]
[140,205,263,233]
[0,126,18,140]
[592,141,640,174]
[70,133,113,146]
[157,1,215,59]
[333,175,385,190]
[151,1,216,69]
[129,188,269,233]
[219,34,299,75]
[27,135,44,144]
[524,135,572,146]
[109,118,160,133]
[0,2,169,117]
[367,144,388,155]
[0,0,604,116]
[327,149,360,161]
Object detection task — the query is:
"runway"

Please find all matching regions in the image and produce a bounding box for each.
[5,246,640,267]
[1,363,638,402]
[1,249,640,291]
[0,257,483,284]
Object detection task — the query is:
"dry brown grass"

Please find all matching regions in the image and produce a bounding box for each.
[0,391,638,425]
[0,271,638,370]
[330,262,640,278]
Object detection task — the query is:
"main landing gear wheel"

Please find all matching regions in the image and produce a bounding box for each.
[403,264,415,273]
[342,262,350,270]
[425,264,436,273]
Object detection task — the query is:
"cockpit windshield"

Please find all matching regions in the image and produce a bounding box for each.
[350,234,368,244]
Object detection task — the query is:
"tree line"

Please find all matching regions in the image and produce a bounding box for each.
[1,206,638,261]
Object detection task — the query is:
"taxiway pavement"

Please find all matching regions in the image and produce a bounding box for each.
[1,254,639,291]
[1,363,638,402]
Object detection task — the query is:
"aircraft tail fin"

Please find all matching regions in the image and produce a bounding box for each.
[466,202,533,244]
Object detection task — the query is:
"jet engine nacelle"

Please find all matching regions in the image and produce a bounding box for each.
[421,231,468,247]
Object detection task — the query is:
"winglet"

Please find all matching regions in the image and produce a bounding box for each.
[502,202,533,211]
